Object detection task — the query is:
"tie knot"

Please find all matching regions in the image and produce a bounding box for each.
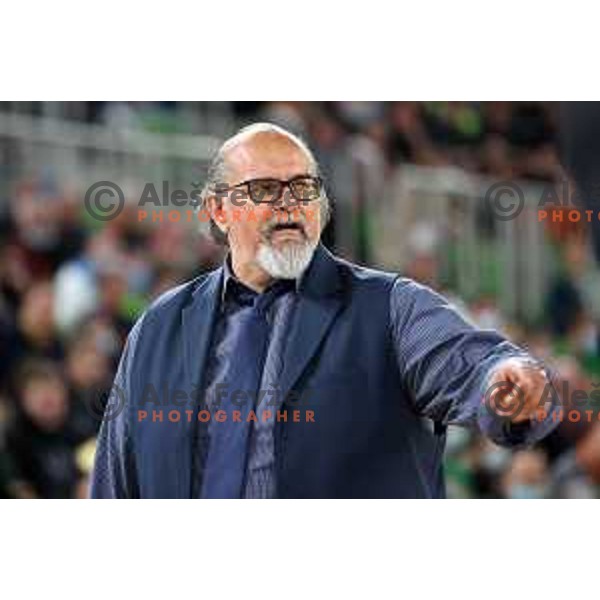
[253,279,294,314]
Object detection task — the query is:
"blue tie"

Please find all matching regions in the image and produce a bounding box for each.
[201,282,289,498]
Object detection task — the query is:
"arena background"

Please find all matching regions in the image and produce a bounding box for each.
[1,100,598,499]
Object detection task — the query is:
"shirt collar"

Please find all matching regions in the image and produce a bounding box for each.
[221,253,302,304]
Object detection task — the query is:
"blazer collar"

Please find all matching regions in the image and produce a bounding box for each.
[217,242,344,303]
[297,242,344,299]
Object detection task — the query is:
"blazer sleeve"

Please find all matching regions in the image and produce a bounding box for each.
[89,315,145,498]
[390,277,557,447]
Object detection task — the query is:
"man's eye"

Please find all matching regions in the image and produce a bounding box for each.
[291,178,319,199]
[250,181,280,199]
[260,182,279,193]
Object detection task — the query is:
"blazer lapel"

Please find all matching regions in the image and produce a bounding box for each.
[175,269,221,498]
[278,244,346,404]
[181,268,223,389]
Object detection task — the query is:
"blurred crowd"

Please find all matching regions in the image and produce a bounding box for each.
[1,101,599,498]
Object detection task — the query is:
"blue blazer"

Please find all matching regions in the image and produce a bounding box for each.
[91,244,551,498]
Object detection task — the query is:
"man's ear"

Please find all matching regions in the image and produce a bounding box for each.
[207,195,228,234]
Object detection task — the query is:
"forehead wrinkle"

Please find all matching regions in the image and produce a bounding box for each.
[223,133,312,184]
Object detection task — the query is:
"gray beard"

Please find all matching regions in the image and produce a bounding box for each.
[256,239,317,280]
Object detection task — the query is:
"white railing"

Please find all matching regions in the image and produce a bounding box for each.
[0,113,223,205]
[377,165,553,323]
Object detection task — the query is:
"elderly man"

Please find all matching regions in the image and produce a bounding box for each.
[91,122,556,499]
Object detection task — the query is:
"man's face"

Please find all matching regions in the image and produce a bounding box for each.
[22,377,68,432]
[209,132,323,279]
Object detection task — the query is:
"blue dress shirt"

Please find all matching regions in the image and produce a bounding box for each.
[198,261,298,498]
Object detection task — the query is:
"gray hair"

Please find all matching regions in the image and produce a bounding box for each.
[198,122,331,243]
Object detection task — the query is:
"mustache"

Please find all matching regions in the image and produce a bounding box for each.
[261,213,308,240]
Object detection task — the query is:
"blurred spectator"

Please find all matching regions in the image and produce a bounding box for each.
[1,282,64,389]
[65,330,112,440]
[3,360,84,498]
[501,450,550,499]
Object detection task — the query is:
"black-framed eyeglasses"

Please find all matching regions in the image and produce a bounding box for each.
[215,175,323,204]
